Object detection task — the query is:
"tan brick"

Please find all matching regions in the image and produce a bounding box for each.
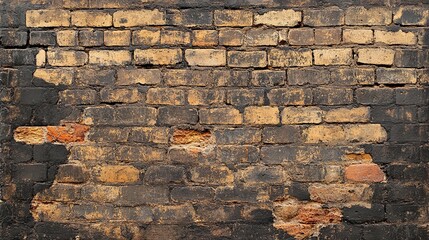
[343,29,373,44]
[345,7,392,25]
[71,11,112,27]
[185,49,226,66]
[357,48,395,65]
[70,145,115,161]
[374,30,417,45]
[104,30,131,46]
[192,30,218,46]
[314,28,341,45]
[97,165,140,183]
[187,89,225,105]
[228,51,267,68]
[281,107,323,124]
[288,28,314,45]
[269,49,312,67]
[345,163,385,183]
[113,10,165,27]
[14,126,46,144]
[26,10,70,27]
[254,10,301,26]
[117,69,161,85]
[200,108,242,125]
[57,30,77,47]
[305,124,387,144]
[308,183,372,203]
[89,50,131,65]
[82,185,120,203]
[219,29,244,46]
[325,107,370,123]
[47,50,88,67]
[132,29,160,46]
[245,28,278,46]
[146,88,186,105]
[161,30,191,45]
[33,69,73,86]
[214,10,252,27]
[100,88,140,103]
[244,106,279,125]
[134,49,182,65]
[164,69,212,87]
[313,48,352,66]
[36,50,46,67]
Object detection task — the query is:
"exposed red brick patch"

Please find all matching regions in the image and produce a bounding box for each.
[345,163,385,183]
[171,129,211,145]
[47,124,89,143]
[344,153,373,161]
[276,223,313,240]
[296,205,342,224]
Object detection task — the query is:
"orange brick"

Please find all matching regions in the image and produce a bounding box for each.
[345,163,385,183]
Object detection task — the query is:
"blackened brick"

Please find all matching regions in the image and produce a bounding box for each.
[75,69,115,86]
[386,204,420,222]
[214,128,261,145]
[217,146,259,167]
[343,204,385,223]
[15,87,58,105]
[157,106,198,125]
[288,68,330,85]
[170,9,213,26]
[395,49,424,68]
[56,164,88,183]
[395,88,428,105]
[118,186,169,206]
[1,30,27,46]
[262,126,301,144]
[356,88,394,105]
[303,8,344,26]
[14,163,47,182]
[215,186,261,203]
[30,31,56,46]
[386,164,428,181]
[370,106,418,123]
[251,70,285,86]
[390,124,428,143]
[78,30,103,47]
[171,186,214,202]
[313,87,353,105]
[144,165,185,184]
[366,144,419,163]
[288,182,310,201]
[195,204,241,223]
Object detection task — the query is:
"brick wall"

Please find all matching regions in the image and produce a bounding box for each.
[1,0,428,239]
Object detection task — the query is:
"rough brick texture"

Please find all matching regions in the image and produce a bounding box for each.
[1,1,428,240]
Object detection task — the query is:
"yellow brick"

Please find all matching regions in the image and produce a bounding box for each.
[117,69,161,85]
[36,49,46,67]
[214,10,253,26]
[357,48,395,65]
[343,29,373,44]
[161,30,191,45]
[346,124,387,143]
[134,49,182,65]
[374,30,417,45]
[89,50,131,65]
[104,30,131,46]
[97,165,140,183]
[192,30,218,46]
[132,29,160,46]
[324,107,370,123]
[57,30,77,47]
[185,49,226,66]
[200,108,243,125]
[26,10,70,27]
[305,124,387,144]
[71,11,112,27]
[281,107,323,124]
[33,69,73,86]
[254,10,301,26]
[313,48,352,66]
[244,106,279,125]
[14,126,46,144]
[47,50,88,67]
[113,10,165,27]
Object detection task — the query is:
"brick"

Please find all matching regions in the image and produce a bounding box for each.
[87,127,129,143]
[371,106,418,123]
[171,129,211,145]
[89,50,131,65]
[200,108,242,125]
[35,184,81,202]
[244,106,280,125]
[217,146,259,165]
[117,69,161,85]
[144,165,185,184]
[56,164,88,183]
[171,186,214,202]
[14,163,47,181]
[116,145,165,162]
[245,28,278,46]
[187,89,225,105]
[254,10,301,26]
[113,107,158,126]
[374,30,417,45]
[313,87,353,105]
[36,50,45,67]
[134,49,182,65]
[100,88,140,103]
[14,126,46,145]
[282,107,323,124]
[357,48,395,65]
[119,186,169,206]
[325,107,370,123]
[226,89,265,106]
[191,165,233,184]
[304,8,344,26]
[75,68,115,86]
[296,205,341,224]
[1,30,27,47]
[227,51,267,68]
[268,88,312,106]
[314,28,341,45]
[33,69,73,86]
[345,7,392,25]
[288,68,330,85]
[26,10,70,27]
[239,166,285,184]
[288,28,314,45]
[57,30,77,47]
[161,30,191,45]
[185,49,226,66]
[395,49,424,68]
[15,87,58,105]
[314,48,352,66]
[47,50,88,67]
[104,30,130,46]
[30,31,56,46]
[132,29,160,46]
[251,70,285,86]
[345,163,385,183]
[396,88,428,105]
[343,29,373,44]
[215,186,261,203]
[129,127,169,144]
[192,30,218,46]
[46,124,89,143]
[214,128,261,145]
[268,49,312,67]
[305,124,387,144]
[343,204,385,223]
[377,68,417,84]
[219,29,243,46]
[153,204,195,224]
[394,6,429,26]
[71,11,112,27]
[146,88,186,105]
[79,30,103,47]
[356,88,394,105]
[214,10,252,27]
[70,145,115,161]
[262,126,301,144]
[113,10,166,27]
[157,106,198,125]
[169,9,213,27]
[308,183,372,203]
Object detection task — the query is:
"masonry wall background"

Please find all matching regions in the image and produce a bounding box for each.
[1,0,428,239]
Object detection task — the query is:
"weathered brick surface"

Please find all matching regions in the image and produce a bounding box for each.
[3,1,428,240]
